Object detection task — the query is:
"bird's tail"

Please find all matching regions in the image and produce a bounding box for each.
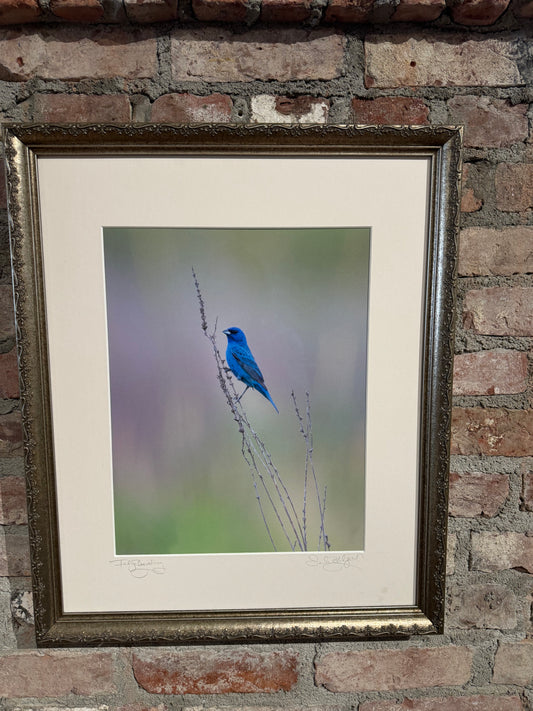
[255,383,279,413]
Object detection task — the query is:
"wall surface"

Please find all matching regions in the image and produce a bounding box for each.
[0,1,532,709]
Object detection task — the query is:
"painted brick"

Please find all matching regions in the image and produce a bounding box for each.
[0,411,23,456]
[0,475,27,525]
[261,0,313,22]
[171,28,346,82]
[0,532,31,576]
[49,0,105,22]
[451,408,533,457]
[124,0,178,22]
[458,226,533,276]
[0,651,115,697]
[132,648,299,694]
[471,531,533,573]
[0,27,157,81]
[392,0,445,21]
[151,93,233,122]
[493,640,533,685]
[364,34,522,88]
[449,471,509,517]
[447,583,517,629]
[360,695,524,710]
[32,94,131,122]
[448,96,528,148]
[351,97,429,124]
[522,471,533,511]
[453,350,528,395]
[495,163,533,212]
[251,95,329,124]
[324,0,375,23]
[450,0,511,24]
[0,347,20,398]
[463,287,533,336]
[0,0,41,24]
[0,285,15,345]
[314,646,473,692]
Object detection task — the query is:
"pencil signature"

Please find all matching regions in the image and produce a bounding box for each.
[306,553,361,572]
[110,559,166,579]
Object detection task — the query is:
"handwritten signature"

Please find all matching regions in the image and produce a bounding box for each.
[306,553,361,572]
[110,559,166,579]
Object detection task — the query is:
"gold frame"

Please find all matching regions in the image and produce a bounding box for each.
[3,123,462,646]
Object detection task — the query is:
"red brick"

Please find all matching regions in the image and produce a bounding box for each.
[463,287,533,336]
[251,95,329,123]
[360,695,524,710]
[522,471,533,511]
[450,0,510,24]
[449,471,509,517]
[324,0,375,23]
[493,640,533,685]
[471,531,533,573]
[453,350,528,395]
[392,0,445,21]
[32,94,131,122]
[447,583,517,629]
[0,476,27,525]
[458,226,533,276]
[0,532,30,576]
[0,651,115,697]
[364,34,521,88]
[315,647,473,692]
[451,408,533,457]
[448,96,528,148]
[0,27,157,82]
[0,348,19,399]
[49,0,105,22]
[0,411,23,455]
[0,0,41,24]
[351,97,429,124]
[261,0,312,22]
[151,93,233,123]
[495,163,533,212]
[0,285,15,344]
[192,0,248,20]
[171,28,345,83]
[460,164,483,213]
[132,648,298,694]
[124,0,178,22]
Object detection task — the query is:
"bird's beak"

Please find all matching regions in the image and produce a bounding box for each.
[223,329,230,336]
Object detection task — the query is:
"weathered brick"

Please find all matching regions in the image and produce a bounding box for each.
[493,640,533,685]
[450,0,511,25]
[447,583,517,629]
[192,0,248,20]
[515,0,533,15]
[0,412,23,456]
[0,476,27,525]
[453,350,528,395]
[0,348,19,399]
[447,532,457,575]
[0,532,30,576]
[392,0,445,21]
[0,0,41,24]
[251,95,329,124]
[351,97,429,124]
[360,695,524,710]
[364,34,522,88]
[451,408,533,457]
[522,471,533,511]
[448,96,528,148]
[132,648,298,694]
[315,647,473,692]
[471,531,533,573]
[31,94,131,123]
[324,0,374,23]
[449,471,509,517]
[171,28,346,82]
[460,164,483,213]
[0,27,157,82]
[0,651,115,697]
[458,226,533,276]
[0,161,6,210]
[495,163,533,212]
[463,287,533,336]
[261,0,312,22]
[49,0,105,22]
[124,0,178,22]
[151,93,233,122]
[0,285,15,346]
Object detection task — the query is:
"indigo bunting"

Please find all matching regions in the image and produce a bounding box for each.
[223,327,279,413]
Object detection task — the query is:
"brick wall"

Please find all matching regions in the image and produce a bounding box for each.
[0,3,532,709]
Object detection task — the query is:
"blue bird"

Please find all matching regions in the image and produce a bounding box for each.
[223,327,279,413]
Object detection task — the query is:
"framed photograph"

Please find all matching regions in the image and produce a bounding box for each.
[3,123,462,646]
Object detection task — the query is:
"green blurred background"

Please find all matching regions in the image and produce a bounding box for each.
[104,227,370,554]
